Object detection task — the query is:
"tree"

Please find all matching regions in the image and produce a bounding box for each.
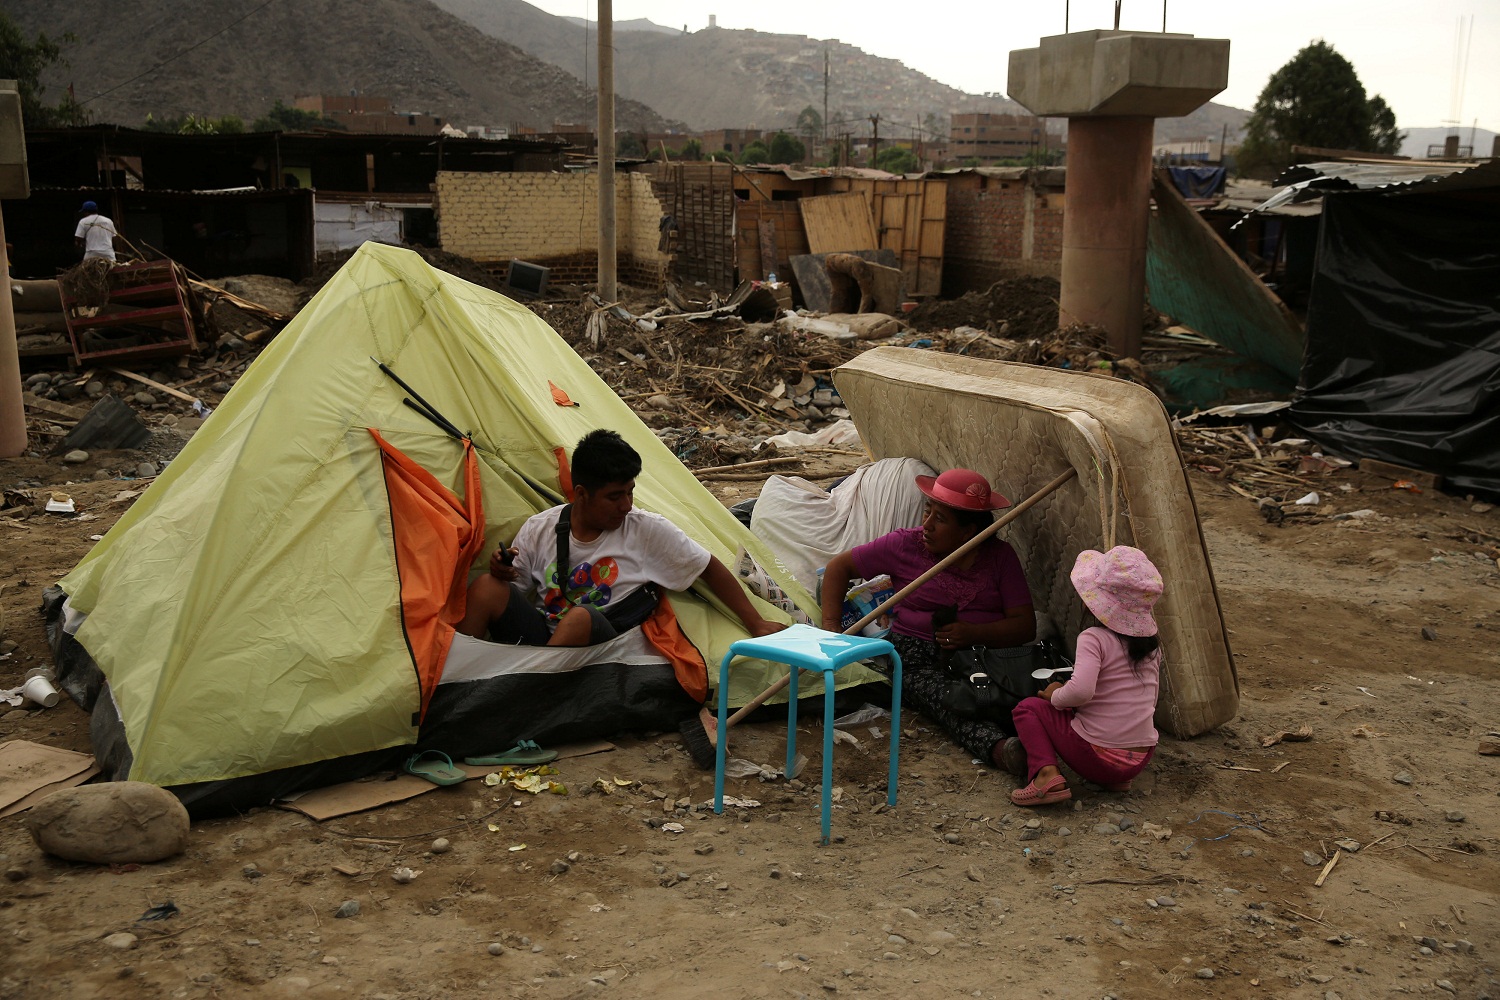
[739,140,770,165]
[767,131,806,164]
[876,146,919,175]
[145,112,244,135]
[0,11,87,126]
[251,100,344,133]
[795,105,822,145]
[616,133,646,158]
[677,137,703,161]
[1238,41,1403,176]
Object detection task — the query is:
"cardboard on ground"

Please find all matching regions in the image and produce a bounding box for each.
[278,741,616,821]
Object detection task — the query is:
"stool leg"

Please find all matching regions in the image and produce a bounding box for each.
[714,653,735,815]
[821,668,835,845]
[887,649,902,807]
[785,664,799,781]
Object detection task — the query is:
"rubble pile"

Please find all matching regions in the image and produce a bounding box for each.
[907,275,1062,339]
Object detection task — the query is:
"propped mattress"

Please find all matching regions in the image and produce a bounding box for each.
[833,348,1236,737]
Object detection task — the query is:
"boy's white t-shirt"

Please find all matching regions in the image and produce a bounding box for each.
[512,505,711,624]
[74,214,118,260]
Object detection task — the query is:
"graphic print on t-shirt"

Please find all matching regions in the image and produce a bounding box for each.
[541,557,620,621]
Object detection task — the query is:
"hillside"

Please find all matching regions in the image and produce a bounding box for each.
[429,0,1023,133]
[6,0,680,132]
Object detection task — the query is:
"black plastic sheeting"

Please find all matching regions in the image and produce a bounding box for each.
[1289,191,1500,498]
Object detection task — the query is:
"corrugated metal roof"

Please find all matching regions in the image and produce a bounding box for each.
[1253,159,1492,216]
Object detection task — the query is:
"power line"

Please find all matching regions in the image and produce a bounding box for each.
[80,0,283,107]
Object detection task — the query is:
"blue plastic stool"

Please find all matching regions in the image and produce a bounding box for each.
[713,623,902,844]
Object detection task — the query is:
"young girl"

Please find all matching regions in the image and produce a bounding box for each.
[1001,546,1163,806]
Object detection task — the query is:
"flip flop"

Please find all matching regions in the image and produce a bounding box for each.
[404,751,467,786]
[1010,773,1072,807]
[463,740,558,767]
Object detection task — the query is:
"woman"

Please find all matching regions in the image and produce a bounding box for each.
[820,468,1035,767]
[1003,546,1163,806]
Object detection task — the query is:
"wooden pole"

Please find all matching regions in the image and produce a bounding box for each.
[597,0,617,302]
[721,467,1079,727]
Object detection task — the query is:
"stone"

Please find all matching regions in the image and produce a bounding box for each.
[1024,818,1041,829]
[1020,828,1043,842]
[1195,968,1214,980]
[85,381,105,398]
[1116,817,1134,831]
[1058,827,1071,837]
[92,469,111,480]
[1444,811,1465,823]
[431,837,451,854]
[1093,823,1121,836]
[487,943,505,956]
[334,900,360,918]
[1303,851,1325,867]
[133,392,156,406]
[549,861,570,875]
[1155,896,1176,907]
[104,932,139,950]
[25,782,190,864]
[5,867,27,882]
[1393,771,1413,785]
[211,382,233,394]
[135,462,158,478]
[1436,982,1455,994]
[63,450,89,464]
[887,934,908,945]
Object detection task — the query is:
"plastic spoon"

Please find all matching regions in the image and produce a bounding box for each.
[1031,665,1074,681]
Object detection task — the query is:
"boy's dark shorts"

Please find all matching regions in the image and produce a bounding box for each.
[487,583,619,646]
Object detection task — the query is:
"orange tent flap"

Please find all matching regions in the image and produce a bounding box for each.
[553,445,573,497]
[549,381,578,407]
[641,594,709,703]
[369,429,486,719]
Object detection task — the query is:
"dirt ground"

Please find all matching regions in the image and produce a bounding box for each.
[2,444,1497,999]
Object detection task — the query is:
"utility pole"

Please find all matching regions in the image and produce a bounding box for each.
[597,0,616,302]
[822,47,829,162]
[869,114,880,169]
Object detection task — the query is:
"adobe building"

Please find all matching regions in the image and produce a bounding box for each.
[294,95,445,135]
[948,113,1052,164]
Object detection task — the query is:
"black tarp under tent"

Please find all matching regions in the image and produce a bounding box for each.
[1288,161,1500,498]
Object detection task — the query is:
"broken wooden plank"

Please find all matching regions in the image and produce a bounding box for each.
[108,367,200,403]
[1358,458,1443,490]
[1314,849,1341,887]
[22,392,89,422]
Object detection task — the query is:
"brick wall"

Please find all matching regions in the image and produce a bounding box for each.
[435,171,669,288]
[942,174,1064,296]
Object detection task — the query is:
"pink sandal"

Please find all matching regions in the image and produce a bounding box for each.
[1011,773,1072,807]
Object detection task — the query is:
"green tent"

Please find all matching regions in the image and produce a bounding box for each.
[56,244,882,791]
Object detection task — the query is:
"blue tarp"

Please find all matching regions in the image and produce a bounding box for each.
[1168,166,1227,200]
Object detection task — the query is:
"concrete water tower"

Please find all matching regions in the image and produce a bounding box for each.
[1008,31,1229,358]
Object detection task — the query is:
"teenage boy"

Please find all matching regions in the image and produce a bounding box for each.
[459,429,783,646]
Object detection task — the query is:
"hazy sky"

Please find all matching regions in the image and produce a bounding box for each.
[527,0,1497,133]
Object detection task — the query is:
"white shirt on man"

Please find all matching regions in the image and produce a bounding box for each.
[75,214,118,261]
[511,505,711,624]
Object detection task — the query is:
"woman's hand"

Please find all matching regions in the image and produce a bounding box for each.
[1039,681,1063,701]
[934,620,974,650]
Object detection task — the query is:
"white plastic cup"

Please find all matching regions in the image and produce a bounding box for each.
[20,675,60,709]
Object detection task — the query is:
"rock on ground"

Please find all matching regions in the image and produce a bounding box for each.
[25,782,190,864]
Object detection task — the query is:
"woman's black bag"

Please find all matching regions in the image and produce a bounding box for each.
[940,638,1074,724]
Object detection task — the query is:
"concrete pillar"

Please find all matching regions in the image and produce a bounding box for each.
[0,80,29,458]
[1008,31,1229,359]
[1059,116,1154,356]
[0,208,26,457]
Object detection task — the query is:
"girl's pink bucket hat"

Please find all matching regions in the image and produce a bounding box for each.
[1070,545,1163,637]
